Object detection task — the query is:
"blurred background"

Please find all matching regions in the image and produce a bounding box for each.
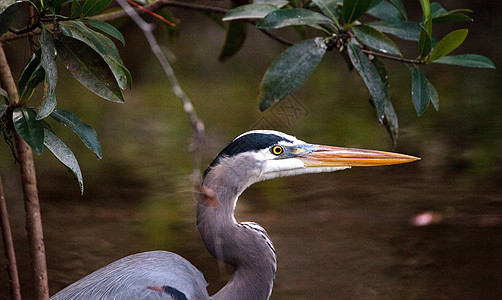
[1,0,501,299]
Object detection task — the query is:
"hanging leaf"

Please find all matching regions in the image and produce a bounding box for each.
[342,0,372,25]
[38,28,58,120]
[55,35,124,102]
[366,0,402,22]
[259,38,327,111]
[351,25,401,55]
[387,0,407,20]
[368,21,420,41]
[0,103,7,118]
[410,65,438,116]
[219,21,247,61]
[347,43,389,123]
[81,18,126,46]
[18,51,45,104]
[81,0,112,17]
[60,21,131,90]
[432,54,495,69]
[312,0,342,23]
[428,29,468,62]
[49,108,103,159]
[43,129,84,194]
[258,8,334,29]
[12,107,44,154]
[222,4,278,21]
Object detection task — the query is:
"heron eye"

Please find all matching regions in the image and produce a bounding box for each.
[271,145,283,156]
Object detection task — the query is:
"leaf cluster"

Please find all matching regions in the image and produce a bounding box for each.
[0,0,129,193]
[222,0,495,145]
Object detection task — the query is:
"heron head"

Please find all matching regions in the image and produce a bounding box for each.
[203,130,419,190]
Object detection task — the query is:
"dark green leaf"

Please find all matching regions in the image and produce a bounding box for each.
[81,0,112,17]
[352,25,401,55]
[387,0,407,20]
[418,24,432,59]
[410,65,437,116]
[347,43,389,123]
[433,13,472,23]
[43,129,84,194]
[18,51,45,104]
[366,0,402,21]
[71,0,83,18]
[368,21,420,41]
[49,0,70,7]
[13,107,44,154]
[0,1,23,35]
[312,0,342,22]
[371,56,398,145]
[259,38,327,111]
[255,0,289,6]
[38,28,58,120]
[258,8,334,29]
[0,103,7,118]
[81,18,126,46]
[50,107,102,158]
[428,29,468,62]
[60,21,131,90]
[430,2,446,18]
[222,4,278,21]
[342,0,372,24]
[432,54,495,69]
[55,35,124,102]
[219,21,247,61]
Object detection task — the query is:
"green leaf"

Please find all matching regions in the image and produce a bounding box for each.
[368,21,420,41]
[0,103,7,118]
[0,1,23,35]
[38,28,58,120]
[49,108,102,158]
[371,56,398,145]
[81,0,112,17]
[312,0,342,23]
[222,4,278,21]
[258,8,334,29]
[342,0,372,25]
[410,65,437,116]
[60,21,131,90]
[71,0,83,18]
[418,24,432,59]
[18,50,45,104]
[352,25,401,55]
[432,54,495,69]
[55,35,124,102]
[219,21,247,61]
[259,38,327,111]
[254,0,289,6]
[49,0,71,7]
[13,107,44,154]
[433,12,472,23]
[387,0,407,20]
[428,29,468,62]
[347,43,389,123]
[81,18,126,46]
[366,0,402,21]
[43,129,84,194]
[419,0,431,21]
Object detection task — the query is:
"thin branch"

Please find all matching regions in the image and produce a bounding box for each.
[361,48,425,65]
[0,176,22,300]
[115,0,205,178]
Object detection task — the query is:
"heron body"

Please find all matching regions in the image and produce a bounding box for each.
[51,130,419,299]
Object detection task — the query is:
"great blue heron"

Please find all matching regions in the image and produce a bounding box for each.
[51,130,419,299]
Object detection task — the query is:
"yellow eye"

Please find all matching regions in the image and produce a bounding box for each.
[271,145,283,155]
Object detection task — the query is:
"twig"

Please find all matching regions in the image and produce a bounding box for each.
[0,43,49,299]
[0,176,22,300]
[115,0,205,178]
[361,48,425,65]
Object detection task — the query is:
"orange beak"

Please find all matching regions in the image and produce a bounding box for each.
[298,145,420,167]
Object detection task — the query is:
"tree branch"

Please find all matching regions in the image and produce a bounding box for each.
[0,176,22,300]
[361,48,425,65]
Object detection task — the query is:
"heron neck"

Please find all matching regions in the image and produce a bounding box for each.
[198,167,276,300]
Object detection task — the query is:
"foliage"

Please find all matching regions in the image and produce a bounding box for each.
[0,0,129,193]
[223,0,495,146]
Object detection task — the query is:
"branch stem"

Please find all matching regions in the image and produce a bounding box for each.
[360,48,425,64]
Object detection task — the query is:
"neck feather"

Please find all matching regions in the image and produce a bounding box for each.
[198,163,276,300]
